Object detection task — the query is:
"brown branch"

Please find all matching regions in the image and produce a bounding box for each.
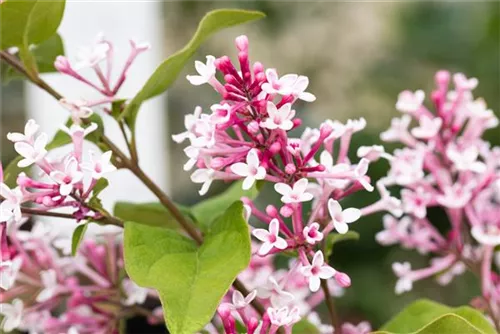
[321,279,341,332]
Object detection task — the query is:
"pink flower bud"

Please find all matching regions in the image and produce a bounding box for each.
[235,35,249,52]
[320,123,333,138]
[210,157,226,170]
[248,121,260,134]
[54,56,74,74]
[285,163,296,175]
[280,204,294,217]
[266,205,278,217]
[269,142,281,154]
[253,62,264,75]
[435,70,450,86]
[335,272,351,288]
[292,118,302,128]
[247,317,259,334]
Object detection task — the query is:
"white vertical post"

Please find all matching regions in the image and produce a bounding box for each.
[25,1,168,228]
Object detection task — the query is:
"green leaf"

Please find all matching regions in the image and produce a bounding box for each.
[0,0,65,49]
[120,9,265,132]
[71,223,88,256]
[191,181,259,233]
[47,113,105,150]
[124,201,251,334]
[2,157,26,188]
[292,320,321,334]
[379,299,495,334]
[324,231,360,258]
[114,201,193,229]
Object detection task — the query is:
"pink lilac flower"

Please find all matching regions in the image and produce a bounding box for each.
[300,251,336,292]
[177,35,374,330]
[253,219,288,255]
[372,71,500,316]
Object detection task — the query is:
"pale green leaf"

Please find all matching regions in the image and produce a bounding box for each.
[71,223,88,256]
[124,201,251,334]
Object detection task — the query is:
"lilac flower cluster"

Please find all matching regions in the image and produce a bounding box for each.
[176,35,374,333]
[366,71,500,324]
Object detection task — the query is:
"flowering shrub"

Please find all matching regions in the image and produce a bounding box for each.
[0,1,498,334]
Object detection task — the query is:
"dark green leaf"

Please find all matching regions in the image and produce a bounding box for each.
[325,231,360,258]
[71,223,88,256]
[120,9,265,133]
[292,320,321,334]
[2,157,26,188]
[124,201,251,334]
[191,181,259,233]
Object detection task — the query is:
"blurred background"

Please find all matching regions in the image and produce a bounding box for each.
[1,1,499,331]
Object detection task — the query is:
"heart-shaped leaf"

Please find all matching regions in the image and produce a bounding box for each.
[124,201,251,334]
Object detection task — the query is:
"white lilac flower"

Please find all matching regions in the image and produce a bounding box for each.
[328,199,361,234]
[186,55,216,85]
[230,149,266,190]
[274,178,313,204]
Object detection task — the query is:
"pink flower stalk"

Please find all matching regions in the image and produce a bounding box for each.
[1,119,116,228]
[369,70,500,325]
[54,33,149,97]
[176,35,376,331]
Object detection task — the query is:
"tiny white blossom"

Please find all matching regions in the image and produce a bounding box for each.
[261,69,297,96]
[446,144,486,173]
[122,278,148,306]
[50,157,84,196]
[231,290,257,309]
[274,178,313,204]
[0,299,23,332]
[36,269,59,302]
[0,256,22,290]
[14,133,48,167]
[253,219,288,255]
[303,223,323,245]
[393,262,413,294]
[328,199,361,234]
[80,150,116,179]
[186,55,216,85]
[230,149,266,190]
[412,115,442,139]
[396,90,425,113]
[261,102,296,131]
[7,119,39,143]
[0,183,23,223]
[300,251,336,292]
[172,106,203,144]
[190,168,215,195]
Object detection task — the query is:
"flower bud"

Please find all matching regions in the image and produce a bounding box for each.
[235,35,249,52]
[248,121,260,134]
[285,163,296,175]
[335,271,351,288]
[280,204,294,218]
[266,205,278,217]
